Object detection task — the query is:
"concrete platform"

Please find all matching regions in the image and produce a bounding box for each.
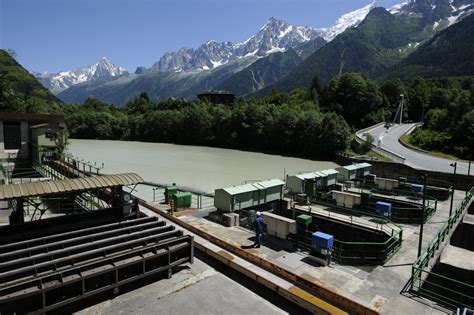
[76,255,310,315]
[142,190,467,314]
[440,245,474,271]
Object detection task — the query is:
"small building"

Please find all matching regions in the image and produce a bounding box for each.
[286,173,313,194]
[30,122,66,163]
[336,164,358,181]
[214,179,285,212]
[337,163,372,181]
[316,169,339,188]
[355,162,372,178]
[0,112,65,169]
[197,90,235,105]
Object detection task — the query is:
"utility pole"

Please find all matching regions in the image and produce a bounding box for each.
[417,174,427,258]
[400,94,404,124]
[449,162,457,217]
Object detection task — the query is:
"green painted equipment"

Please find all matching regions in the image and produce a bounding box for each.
[297,214,312,226]
[165,186,178,203]
[172,192,192,208]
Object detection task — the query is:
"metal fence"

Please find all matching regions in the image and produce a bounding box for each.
[287,203,403,265]
[410,187,474,310]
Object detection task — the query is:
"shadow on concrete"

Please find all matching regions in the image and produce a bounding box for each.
[399,278,452,314]
[301,256,324,268]
[195,251,312,315]
[244,234,296,252]
[51,265,192,314]
[241,244,255,249]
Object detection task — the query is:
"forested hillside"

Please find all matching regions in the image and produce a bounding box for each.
[386,13,474,79]
[0,49,63,113]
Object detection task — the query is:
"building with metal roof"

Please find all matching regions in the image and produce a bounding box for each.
[197,90,235,105]
[0,112,65,169]
[0,173,143,200]
[286,172,322,195]
[336,163,372,181]
[315,169,339,187]
[214,179,284,212]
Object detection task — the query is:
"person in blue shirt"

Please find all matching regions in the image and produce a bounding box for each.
[253,211,264,248]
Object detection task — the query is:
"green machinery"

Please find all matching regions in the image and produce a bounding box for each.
[172,192,192,208]
[165,186,179,203]
[165,186,192,211]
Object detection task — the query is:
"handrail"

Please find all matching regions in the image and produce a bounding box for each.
[410,187,474,309]
[413,187,473,272]
[301,203,403,237]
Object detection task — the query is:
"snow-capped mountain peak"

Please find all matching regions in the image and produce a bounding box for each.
[149,2,389,73]
[36,57,127,94]
[322,1,379,41]
[150,17,324,73]
[389,0,474,28]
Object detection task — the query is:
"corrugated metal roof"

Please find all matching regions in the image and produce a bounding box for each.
[222,178,285,195]
[357,162,372,168]
[254,179,285,189]
[319,169,338,176]
[313,171,327,177]
[223,183,259,195]
[343,165,359,171]
[294,172,319,180]
[0,112,64,122]
[0,173,143,200]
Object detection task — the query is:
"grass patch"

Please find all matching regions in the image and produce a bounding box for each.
[400,134,467,161]
[344,147,392,162]
[366,151,392,162]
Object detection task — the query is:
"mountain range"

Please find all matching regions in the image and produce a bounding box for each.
[35,0,474,105]
[36,57,127,94]
[253,0,474,95]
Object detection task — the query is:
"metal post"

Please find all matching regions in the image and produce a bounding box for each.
[417,174,427,258]
[400,94,404,124]
[468,160,471,176]
[449,162,457,217]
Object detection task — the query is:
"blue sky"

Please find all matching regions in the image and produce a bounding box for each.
[1,0,402,73]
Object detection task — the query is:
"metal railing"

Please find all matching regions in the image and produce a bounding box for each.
[410,187,474,309]
[287,203,403,265]
[288,225,402,265]
[310,192,435,224]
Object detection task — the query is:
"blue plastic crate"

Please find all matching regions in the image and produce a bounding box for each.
[376,201,392,216]
[311,231,334,250]
[411,184,423,193]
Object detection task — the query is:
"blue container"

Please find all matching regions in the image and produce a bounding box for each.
[376,201,392,216]
[411,184,423,193]
[311,231,334,251]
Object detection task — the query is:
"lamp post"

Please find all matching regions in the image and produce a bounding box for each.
[449,162,457,217]
[417,174,427,258]
[399,94,404,124]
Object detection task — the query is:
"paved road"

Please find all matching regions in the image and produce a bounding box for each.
[362,123,472,175]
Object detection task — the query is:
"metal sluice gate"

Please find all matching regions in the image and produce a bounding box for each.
[0,216,194,313]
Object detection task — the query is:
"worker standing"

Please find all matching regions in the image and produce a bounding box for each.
[253,211,264,248]
[326,248,332,266]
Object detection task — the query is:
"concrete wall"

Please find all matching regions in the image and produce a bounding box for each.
[19,121,29,159]
[335,154,474,191]
[0,121,4,154]
[450,215,474,251]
